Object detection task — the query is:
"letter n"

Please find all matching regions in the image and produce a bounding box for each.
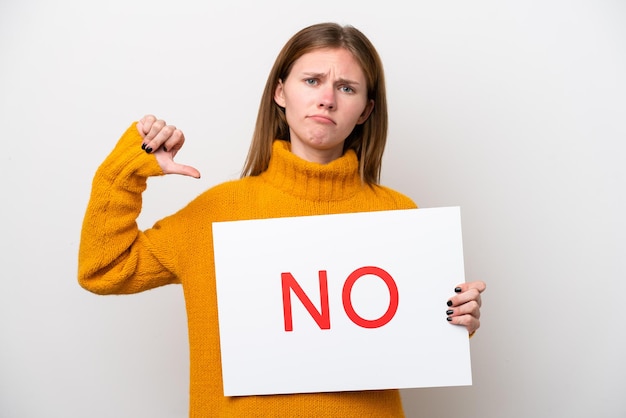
[281,271,330,332]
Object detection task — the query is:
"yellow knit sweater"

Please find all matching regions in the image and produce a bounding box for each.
[78,123,417,417]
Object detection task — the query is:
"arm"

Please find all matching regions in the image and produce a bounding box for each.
[77,116,199,294]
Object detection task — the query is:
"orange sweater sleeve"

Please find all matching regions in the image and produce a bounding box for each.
[77,123,179,295]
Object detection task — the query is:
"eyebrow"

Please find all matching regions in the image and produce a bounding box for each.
[302,72,361,86]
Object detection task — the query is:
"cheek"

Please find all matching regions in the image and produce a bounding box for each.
[284,92,312,115]
[351,102,370,123]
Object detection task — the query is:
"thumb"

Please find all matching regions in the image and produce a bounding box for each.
[164,162,201,179]
[154,150,201,178]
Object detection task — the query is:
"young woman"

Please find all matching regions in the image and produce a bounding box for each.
[79,22,486,417]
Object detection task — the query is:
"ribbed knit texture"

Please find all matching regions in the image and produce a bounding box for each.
[79,123,417,417]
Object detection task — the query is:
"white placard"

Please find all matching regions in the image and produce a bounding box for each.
[212,207,472,396]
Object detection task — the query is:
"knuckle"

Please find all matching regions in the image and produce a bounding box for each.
[473,319,481,331]
[470,301,481,318]
[458,315,471,326]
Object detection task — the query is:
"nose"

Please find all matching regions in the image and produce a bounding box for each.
[318,85,335,110]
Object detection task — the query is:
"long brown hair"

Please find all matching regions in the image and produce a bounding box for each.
[241,22,388,184]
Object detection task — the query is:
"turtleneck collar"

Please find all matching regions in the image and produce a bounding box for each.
[260,140,363,201]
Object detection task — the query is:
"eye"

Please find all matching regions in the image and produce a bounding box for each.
[339,85,355,94]
[305,78,318,86]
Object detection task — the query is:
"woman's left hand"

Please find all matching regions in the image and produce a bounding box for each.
[446,280,486,336]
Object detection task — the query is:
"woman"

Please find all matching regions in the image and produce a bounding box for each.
[79,22,486,417]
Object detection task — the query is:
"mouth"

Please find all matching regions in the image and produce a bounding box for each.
[307,114,336,125]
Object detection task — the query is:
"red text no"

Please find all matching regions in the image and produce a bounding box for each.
[281,266,399,332]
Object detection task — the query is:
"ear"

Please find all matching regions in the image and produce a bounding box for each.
[274,79,286,107]
[356,99,375,125]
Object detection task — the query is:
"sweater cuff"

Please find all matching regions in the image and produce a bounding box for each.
[97,122,164,182]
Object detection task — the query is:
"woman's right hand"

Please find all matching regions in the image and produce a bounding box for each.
[136,114,201,178]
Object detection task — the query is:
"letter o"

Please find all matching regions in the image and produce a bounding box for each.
[342,266,399,328]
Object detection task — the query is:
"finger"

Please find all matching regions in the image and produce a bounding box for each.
[143,123,176,153]
[454,280,487,295]
[138,114,157,135]
[447,314,480,335]
[446,299,480,320]
[447,287,482,308]
[161,128,185,153]
[147,120,167,143]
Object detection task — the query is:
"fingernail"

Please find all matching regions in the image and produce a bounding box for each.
[141,143,147,150]
[447,300,453,307]
[454,287,462,293]
[145,146,153,153]
[446,309,453,315]
[447,317,452,322]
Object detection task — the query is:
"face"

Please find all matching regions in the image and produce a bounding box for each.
[274,48,374,164]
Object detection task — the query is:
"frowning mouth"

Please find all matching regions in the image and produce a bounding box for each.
[307,114,336,125]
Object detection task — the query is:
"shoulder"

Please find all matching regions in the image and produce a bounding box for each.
[176,177,259,221]
[198,176,260,201]
[369,184,418,209]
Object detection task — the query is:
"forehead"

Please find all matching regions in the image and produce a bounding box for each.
[290,47,366,80]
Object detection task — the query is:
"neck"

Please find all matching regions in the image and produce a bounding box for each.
[289,140,343,164]
[261,140,363,201]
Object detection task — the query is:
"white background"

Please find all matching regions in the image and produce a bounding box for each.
[1,1,624,417]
